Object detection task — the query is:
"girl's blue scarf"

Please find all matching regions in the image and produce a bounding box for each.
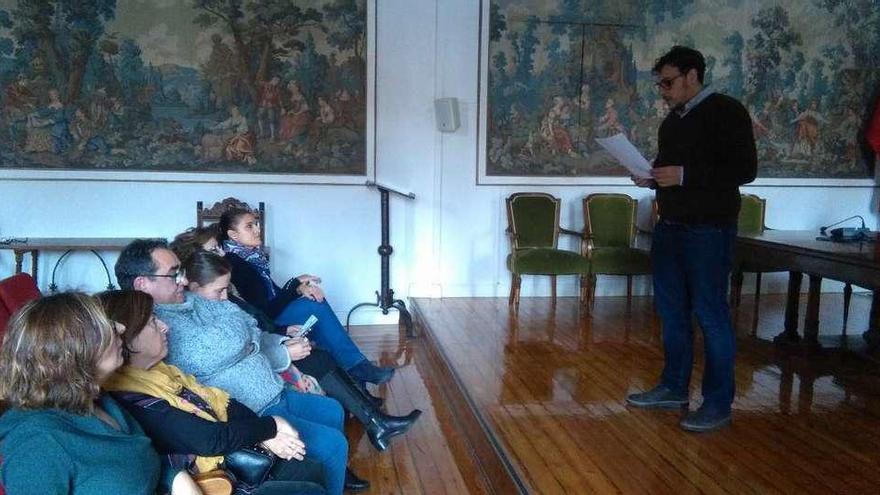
[223,240,277,298]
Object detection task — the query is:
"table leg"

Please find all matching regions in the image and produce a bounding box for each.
[13,250,24,274]
[802,275,822,347]
[31,250,39,281]
[774,271,803,344]
[862,291,880,350]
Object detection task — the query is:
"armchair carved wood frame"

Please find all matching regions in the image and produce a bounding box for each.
[505,192,590,309]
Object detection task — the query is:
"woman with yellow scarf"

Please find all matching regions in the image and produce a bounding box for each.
[99,290,329,495]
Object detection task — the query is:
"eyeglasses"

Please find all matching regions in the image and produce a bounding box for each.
[206,245,224,255]
[142,271,186,284]
[654,73,684,90]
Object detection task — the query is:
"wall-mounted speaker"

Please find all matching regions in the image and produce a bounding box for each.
[434,97,460,133]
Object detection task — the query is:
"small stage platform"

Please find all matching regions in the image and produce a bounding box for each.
[363,294,880,495]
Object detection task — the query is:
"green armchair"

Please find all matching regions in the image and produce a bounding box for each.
[731,194,771,308]
[505,192,590,308]
[581,193,652,309]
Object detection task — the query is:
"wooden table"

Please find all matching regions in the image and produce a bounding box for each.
[735,230,880,349]
[0,237,138,290]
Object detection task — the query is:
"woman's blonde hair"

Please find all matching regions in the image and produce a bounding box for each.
[0,292,114,414]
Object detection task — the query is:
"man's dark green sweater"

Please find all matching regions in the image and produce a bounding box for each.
[655,92,757,225]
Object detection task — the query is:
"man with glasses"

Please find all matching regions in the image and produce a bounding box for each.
[627,46,757,432]
[115,239,188,304]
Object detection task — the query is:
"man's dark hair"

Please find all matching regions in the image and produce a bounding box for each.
[652,45,706,84]
[115,239,169,290]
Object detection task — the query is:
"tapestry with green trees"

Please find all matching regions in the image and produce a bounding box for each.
[486,0,879,179]
[0,0,366,175]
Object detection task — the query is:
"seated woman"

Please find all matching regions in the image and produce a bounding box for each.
[184,250,421,451]
[218,208,394,385]
[99,290,327,495]
[0,293,160,495]
[150,277,363,494]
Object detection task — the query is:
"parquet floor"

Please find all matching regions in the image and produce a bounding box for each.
[347,293,880,494]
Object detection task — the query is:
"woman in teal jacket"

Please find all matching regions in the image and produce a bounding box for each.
[0,293,160,495]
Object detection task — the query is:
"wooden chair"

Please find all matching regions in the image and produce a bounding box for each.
[197,197,266,245]
[505,192,590,308]
[582,193,652,308]
[731,194,771,310]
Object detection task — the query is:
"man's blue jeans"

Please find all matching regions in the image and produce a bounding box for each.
[652,221,737,414]
[274,298,368,371]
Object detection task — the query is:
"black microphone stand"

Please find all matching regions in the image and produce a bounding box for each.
[819,215,866,236]
[346,181,416,336]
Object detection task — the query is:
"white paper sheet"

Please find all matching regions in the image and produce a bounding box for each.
[594,133,652,178]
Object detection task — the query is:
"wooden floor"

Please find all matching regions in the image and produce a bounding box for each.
[345,323,493,494]
[347,293,880,494]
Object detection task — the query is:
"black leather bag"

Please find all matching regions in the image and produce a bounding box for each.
[225,446,275,488]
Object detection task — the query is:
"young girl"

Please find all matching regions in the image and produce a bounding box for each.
[183,250,421,452]
[218,208,394,385]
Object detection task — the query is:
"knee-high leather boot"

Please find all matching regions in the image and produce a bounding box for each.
[319,367,422,451]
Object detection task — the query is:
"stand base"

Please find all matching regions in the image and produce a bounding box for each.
[346,298,415,337]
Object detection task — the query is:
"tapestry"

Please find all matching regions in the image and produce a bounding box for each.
[0,0,366,176]
[484,0,880,179]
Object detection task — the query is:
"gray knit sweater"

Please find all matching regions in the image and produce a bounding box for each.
[155,293,292,412]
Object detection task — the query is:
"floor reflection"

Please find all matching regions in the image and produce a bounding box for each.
[417,294,880,494]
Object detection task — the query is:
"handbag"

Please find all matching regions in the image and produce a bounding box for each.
[224,445,275,488]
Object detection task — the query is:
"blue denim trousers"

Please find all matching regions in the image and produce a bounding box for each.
[652,221,737,414]
[274,298,368,371]
[260,390,347,495]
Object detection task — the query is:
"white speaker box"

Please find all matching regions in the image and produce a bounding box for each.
[434,97,460,132]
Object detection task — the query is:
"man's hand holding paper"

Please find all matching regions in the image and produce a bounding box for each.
[651,166,683,187]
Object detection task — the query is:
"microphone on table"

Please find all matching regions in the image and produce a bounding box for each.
[819,215,870,241]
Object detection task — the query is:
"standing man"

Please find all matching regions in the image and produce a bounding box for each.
[626,46,757,432]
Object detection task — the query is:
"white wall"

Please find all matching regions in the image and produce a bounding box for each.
[1,0,878,323]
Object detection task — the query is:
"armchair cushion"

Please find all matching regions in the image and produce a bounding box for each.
[589,247,652,276]
[508,196,558,247]
[508,248,591,275]
[587,198,636,248]
[0,303,11,337]
[737,195,765,236]
[0,273,42,338]
[0,273,41,314]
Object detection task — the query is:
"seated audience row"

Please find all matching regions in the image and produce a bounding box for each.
[0,215,421,494]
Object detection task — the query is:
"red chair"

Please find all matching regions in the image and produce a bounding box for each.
[0,302,10,339]
[0,273,42,336]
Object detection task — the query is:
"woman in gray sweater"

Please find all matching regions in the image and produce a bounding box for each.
[155,292,353,495]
